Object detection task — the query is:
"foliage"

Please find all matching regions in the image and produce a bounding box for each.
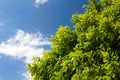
[27,0,120,80]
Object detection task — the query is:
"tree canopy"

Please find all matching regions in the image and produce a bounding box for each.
[27,0,120,80]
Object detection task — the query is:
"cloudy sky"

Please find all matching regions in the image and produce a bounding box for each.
[0,0,87,80]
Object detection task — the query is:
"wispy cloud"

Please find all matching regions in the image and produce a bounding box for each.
[34,0,48,8]
[0,22,5,28]
[0,29,51,63]
[0,12,10,30]
[22,72,31,80]
[0,55,1,59]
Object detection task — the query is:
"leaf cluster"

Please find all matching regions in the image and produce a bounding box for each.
[27,0,120,80]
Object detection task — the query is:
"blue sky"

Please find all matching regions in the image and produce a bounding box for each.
[0,0,87,80]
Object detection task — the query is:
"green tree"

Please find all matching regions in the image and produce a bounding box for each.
[27,0,120,80]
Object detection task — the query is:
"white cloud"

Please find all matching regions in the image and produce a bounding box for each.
[0,29,51,80]
[0,29,51,63]
[34,0,48,8]
[22,72,32,80]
